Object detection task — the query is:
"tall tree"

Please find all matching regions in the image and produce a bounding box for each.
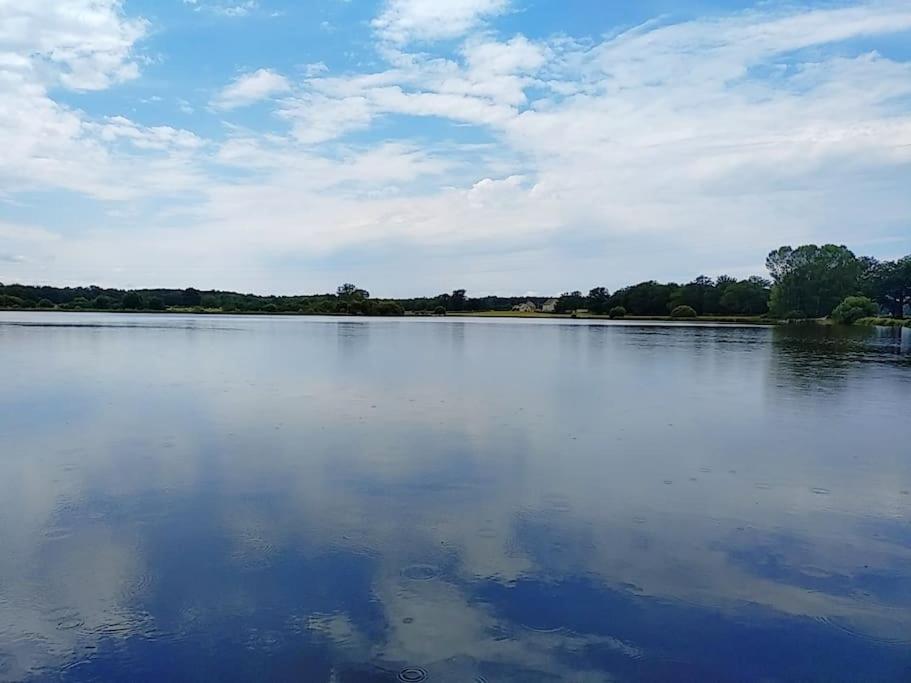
[868,256,911,318]
[556,291,585,313]
[182,288,202,307]
[766,244,861,317]
[587,287,611,314]
[449,289,467,311]
[122,292,143,309]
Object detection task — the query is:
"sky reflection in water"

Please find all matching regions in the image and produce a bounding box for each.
[1,313,910,682]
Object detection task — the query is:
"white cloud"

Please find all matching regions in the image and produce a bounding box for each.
[95,116,204,151]
[213,68,291,110]
[183,0,260,18]
[0,2,208,203]
[279,93,374,144]
[0,0,147,90]
[216,1,259,18]
[372,0,510,44]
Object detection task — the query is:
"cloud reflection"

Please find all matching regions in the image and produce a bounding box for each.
[0,314,910,680]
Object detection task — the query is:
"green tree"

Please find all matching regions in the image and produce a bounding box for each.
[92,295,112,309]
[556,291,584,313]
[608,305,626,319]
[611,281,678,315]
[670,276,717,315]
[182,288,202,307]
[587,287,611,314]
[766,244,861,318]
[147,296,166,311]
[336,284,369,311]
[122,292,143,309]
[719,277,770,315]
[831,296,878,324]
[37,298,55,308]
[867,257,911,318]
[0,295,25,308]
[449,289,467,311]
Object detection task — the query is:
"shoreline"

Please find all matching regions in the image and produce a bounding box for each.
[3,308,908,328]
[0,307,777,325]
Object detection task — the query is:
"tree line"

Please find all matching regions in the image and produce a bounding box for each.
[0,283,406,316]
[1,245,908,320]
[540,245,908,319]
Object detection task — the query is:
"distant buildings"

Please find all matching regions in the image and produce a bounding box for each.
[541,298,558,313]
[512,301,538,313]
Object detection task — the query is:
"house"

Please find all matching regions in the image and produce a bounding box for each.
[512,301,537,313]
[541,298,558,313]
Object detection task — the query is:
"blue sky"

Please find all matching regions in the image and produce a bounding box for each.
[1,0,910,296]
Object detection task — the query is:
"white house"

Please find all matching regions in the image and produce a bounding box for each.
[541,298,558,313]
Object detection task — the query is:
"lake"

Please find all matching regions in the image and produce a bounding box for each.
[1,312,910,682]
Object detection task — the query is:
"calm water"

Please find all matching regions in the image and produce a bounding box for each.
[1,313,910,682]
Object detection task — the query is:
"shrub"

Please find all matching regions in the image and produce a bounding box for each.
[670,305,697,318]
[375,301,405,316]
[608,306,626,319]
[37,298,55,308]
[831,296,878,324]
[783,310,807,320]
[434,305,446,315]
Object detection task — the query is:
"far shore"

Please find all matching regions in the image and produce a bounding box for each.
[0,306,780,325]
[4,307,909,328]
[446,311,775,325]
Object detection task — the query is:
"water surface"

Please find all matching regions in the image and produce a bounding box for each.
[1,313,910,681]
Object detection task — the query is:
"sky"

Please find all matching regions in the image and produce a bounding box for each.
[0,0,910,297]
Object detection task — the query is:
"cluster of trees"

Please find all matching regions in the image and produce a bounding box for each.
[2,245,908,320]
[544,245,908,320]
[766,245,910,319]
[396,289,552,314]
[0,283,405,316]
[550,275,772,317]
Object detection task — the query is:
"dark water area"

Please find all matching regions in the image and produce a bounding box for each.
[1,312,910,682]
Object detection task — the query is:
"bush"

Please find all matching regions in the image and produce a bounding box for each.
[783,310,807,320]
[37,298,55,308]
[670,305,697,318]
[608,306,626,319]
[375,301,405,316]
[831,296,878,324]
[434,305,446,315]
